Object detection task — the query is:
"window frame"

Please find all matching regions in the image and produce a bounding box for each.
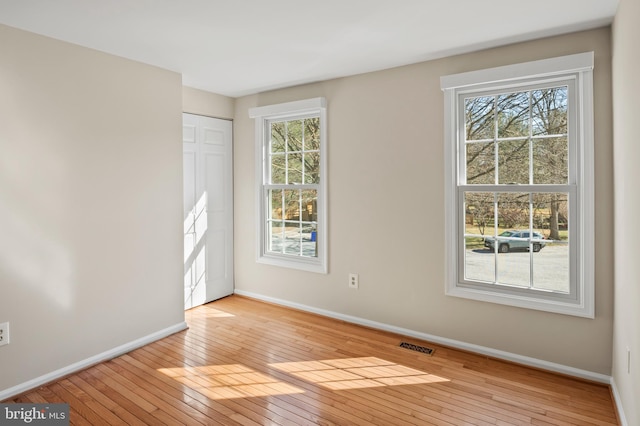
[249,97,328,273]
[440,53,594,318]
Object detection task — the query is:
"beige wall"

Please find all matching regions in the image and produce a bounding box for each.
[0,24,185,393]
[612,0,640,423]
[183,86,235,119]
[234,27,614,375]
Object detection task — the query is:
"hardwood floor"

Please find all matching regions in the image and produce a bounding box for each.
[6,295,619,425]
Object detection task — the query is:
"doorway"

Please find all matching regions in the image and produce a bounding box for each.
[183,114,233,310]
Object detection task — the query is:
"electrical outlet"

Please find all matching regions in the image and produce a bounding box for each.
[0,322,9,347]
[348,273,359,289]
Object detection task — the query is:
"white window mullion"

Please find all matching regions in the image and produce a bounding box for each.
[280,189,285,254]
[284,121,289,185]
[528,91,534,186]
[458,94,468,185]
[493,191,499,283]
[529,193,535,289]
[301,120,306,185]
[493,95,499,186]
[297,189,303,256]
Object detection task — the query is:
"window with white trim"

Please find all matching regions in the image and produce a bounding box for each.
[249,98,327,273]
[441,53,594,317]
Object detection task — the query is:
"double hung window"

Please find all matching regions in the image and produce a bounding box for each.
[249,98,327,273]
[441,53,594,317]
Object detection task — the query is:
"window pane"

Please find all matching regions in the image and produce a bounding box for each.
[269,189,283,220]
[301,190,317,222]
[302,223,317,258]
[465,96,495,141]
[288,153,303,184]
[465,192,494,237]
[498,140,529,184]
[465,237,495,282]
[271,121,286,153]
[497,248,531,287]
[497,192,529,231]
[304,117,320,151]
[532,193,570,292]
[532,193,568,240]
[533,137,568,184]
[466,142,495,184]
[268,220,283,253]
[284,221,301,255]
[284,189,300,221]
[532,87,567,136]
[497,92,529,138]
[287,120,303,152]
[532,247,569,293]
[271,154,286,184]
[464,192,495,282]
[304,152,320,184]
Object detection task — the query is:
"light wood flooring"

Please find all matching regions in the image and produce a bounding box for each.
[6,295,620,425]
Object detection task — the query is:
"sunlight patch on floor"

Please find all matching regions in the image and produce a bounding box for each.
[199,306,235,317]
[270,356,449,390]
[158,364,303,399]
[186,305,235,318]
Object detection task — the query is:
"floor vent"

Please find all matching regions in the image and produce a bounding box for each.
[399,342,434,356]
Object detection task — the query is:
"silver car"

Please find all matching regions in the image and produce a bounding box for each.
[484,230,546,253]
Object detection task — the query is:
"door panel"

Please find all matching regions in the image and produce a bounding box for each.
[183,114,233,310]
[205,153,225,211]
[203,126,224,145]
[209,229,226,280]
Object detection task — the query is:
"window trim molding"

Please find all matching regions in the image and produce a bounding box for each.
[249,97,328,274]
[440,53,595,318]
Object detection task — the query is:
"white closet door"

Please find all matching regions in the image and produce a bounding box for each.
[183,113,233,310]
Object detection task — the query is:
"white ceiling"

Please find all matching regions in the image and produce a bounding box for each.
[0,0,619,97]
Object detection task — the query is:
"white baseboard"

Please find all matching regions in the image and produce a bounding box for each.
[609,377,629,426]
[0,321,188,401]
[234,289,612,384]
